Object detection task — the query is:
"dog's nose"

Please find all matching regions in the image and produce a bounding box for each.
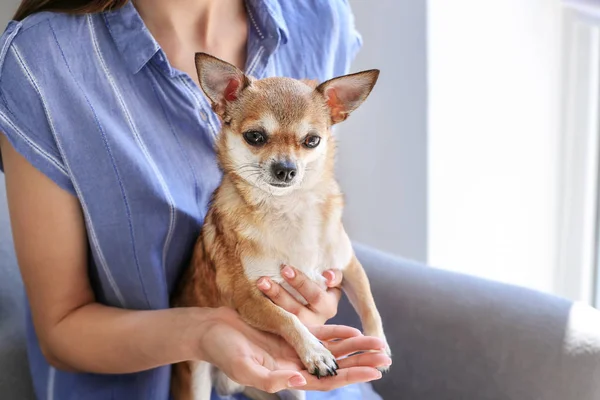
[271,161,297,183]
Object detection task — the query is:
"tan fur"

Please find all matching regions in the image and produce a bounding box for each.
[171,53,388,400]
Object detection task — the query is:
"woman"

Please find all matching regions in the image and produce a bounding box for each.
[0,0,391,399]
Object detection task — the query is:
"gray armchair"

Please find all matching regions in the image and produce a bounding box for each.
[2,183,600,399]
[343,244,600,399]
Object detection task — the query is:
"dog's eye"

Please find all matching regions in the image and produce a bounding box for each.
[303,135,321,149]
[243,130,267,146]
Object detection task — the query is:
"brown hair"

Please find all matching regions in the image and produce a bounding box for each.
[13,0,128,21]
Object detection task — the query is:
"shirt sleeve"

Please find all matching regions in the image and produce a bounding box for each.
[0,21,75,195]
[328,0,364,77]
[343,0,363,68]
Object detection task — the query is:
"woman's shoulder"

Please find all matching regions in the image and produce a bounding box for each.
[279,0,359,40]
[1,11,90,49]
[0,11,96,83]
[0,12,95,195]
[274,0,363,79]
[279,0,354,19]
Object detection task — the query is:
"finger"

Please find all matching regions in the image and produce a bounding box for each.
[309,324,362,341]
[281,265,326,307]
[323,270,343,288]
[257,277,304,316]
[326,286,343,304]
[324,336,387,358]
[300,367,382,391]
[241,360,307,393]
[336,352,392,370]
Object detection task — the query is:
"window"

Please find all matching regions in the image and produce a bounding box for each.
[428,0,562,293]
[559,0,600,306]
[429,0,600,304]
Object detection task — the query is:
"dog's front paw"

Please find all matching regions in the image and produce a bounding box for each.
[302,342,338,379]
[377,340,392,374]
[364,330,392,374]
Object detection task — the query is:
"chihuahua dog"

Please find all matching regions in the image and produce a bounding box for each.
[171,53,390,400]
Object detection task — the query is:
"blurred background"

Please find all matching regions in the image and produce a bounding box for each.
[340,0,598,308]
[0,0,598,307]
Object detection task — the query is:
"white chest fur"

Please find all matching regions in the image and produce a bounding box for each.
[241,192,353,304]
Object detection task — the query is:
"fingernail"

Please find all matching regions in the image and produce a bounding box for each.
[282,266,295,279]
[323,270,335,283]
[288,375,306,387]
[257,278,271,291]
[377,371,383,379]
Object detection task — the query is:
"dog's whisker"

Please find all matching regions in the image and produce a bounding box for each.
[236,167,261,174]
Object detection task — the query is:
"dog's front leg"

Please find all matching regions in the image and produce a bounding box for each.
[342,255,392,367]
[233,284,338,378]
[171,360,213,400]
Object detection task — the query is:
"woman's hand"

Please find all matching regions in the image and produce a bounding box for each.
[199,307,391,393]
[257,266,343,325]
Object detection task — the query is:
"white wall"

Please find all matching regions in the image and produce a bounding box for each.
[428,0,563,293]
[340,0,428,261]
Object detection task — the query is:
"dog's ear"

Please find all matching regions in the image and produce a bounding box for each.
[316,70,380,124]
[195,53,250,117]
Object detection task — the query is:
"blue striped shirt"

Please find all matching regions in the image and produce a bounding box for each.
[0,1,376,399]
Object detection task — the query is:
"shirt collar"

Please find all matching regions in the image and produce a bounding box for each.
[246,0,289,44]
[103,1,288,75]
[103,1,160,74]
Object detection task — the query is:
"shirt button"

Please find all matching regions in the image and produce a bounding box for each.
[200,110,208,121]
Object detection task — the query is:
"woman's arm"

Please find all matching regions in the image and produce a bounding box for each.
[1,135,209,374]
